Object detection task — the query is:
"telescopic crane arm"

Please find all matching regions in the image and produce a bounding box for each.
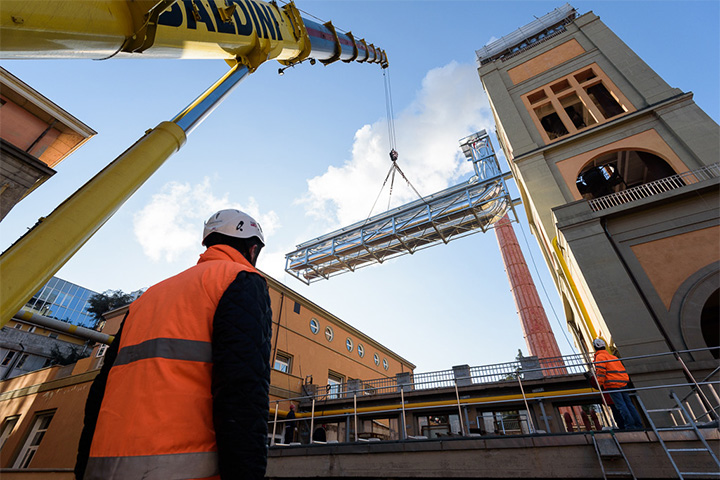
[0,0,388,69]
[0,0,388,325]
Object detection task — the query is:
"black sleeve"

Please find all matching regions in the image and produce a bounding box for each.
[212,271,272,480]
[74,316,126,480]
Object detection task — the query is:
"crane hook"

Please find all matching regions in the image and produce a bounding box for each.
[389,149,398,162]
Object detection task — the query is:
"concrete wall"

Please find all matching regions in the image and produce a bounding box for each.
[266,429,720,479]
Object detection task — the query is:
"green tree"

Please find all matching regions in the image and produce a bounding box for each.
[49,344,88,366]
[86,290,135,328]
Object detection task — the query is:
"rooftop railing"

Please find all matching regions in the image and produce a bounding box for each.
[588,163,720,212]
[269,348,719,445]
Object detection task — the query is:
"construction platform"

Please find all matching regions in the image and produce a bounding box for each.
[285,131,515,284]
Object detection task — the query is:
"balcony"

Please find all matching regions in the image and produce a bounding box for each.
[588,163,720,212]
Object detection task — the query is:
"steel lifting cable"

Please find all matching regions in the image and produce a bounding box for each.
[383,68,397,152]
[364,67,429,222]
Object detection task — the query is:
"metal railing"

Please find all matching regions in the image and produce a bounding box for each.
[588,163,720,212]
[268,347,719,446]
[330,353,588,397]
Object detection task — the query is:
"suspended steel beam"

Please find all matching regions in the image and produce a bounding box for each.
[285,131,515,284]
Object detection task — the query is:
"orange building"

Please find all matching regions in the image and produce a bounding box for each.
[0,67,96,220]
[0,272,414,477]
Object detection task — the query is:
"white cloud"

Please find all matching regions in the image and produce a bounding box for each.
[298,62,494,229]
[133,178,280,262]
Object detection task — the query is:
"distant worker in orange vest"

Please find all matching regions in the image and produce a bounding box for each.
[75,209,273,480]
[592,338,643,430]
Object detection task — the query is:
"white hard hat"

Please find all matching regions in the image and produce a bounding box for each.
[202,209,265,246]
[593,338,606,349]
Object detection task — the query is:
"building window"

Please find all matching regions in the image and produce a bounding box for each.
[325,326,334,342]
[357,344,365,358]
[309,318,319,335]
[373,353,380,366]
[345,338,353,352]
[327,372,344,399]
[523,64,632,144]
[13,323,23,330]
[48,333,58,339]
[0,416,20,450]
[293,302,301,314]
[96,344,109,357]
[13,411,55,469]
[28,326,36,333]
[273,352,292,374]
[383,358,389,371]
[2,351,16,367]
[16,354,29,369]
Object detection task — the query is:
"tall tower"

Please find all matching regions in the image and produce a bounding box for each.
[495,214,562,361]
[476,4,719,397]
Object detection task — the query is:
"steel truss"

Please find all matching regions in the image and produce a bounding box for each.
[285,131,515,284]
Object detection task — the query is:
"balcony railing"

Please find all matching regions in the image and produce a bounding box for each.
[588,163,720,212]
[329,353,588,398]
[269,347,720,445]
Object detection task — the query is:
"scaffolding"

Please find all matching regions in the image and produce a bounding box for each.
[285,131,516,284]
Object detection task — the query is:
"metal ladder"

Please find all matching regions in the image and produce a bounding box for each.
[636,391,720,479]
[591,430,637,479]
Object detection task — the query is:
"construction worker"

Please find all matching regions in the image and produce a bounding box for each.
[75,209,273,480]
[284,404,297,444]
[592,338,643,430]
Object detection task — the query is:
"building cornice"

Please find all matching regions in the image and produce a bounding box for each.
[0,67,97,137]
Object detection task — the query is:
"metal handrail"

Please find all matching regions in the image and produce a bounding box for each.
[269,347,719,445]
[588,163,720,212]
[269,379,720,444]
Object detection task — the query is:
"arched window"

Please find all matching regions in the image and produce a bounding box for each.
[576,150,676,199]
[701,289,719,359]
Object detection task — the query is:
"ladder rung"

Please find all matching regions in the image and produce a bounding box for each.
[669,448,709,452]
[646,408,681,413]
[680,473,720,476]
[605,472,632,477]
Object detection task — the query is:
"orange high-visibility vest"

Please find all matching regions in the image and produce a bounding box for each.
[594,349,629,390]
[84,245,261,480]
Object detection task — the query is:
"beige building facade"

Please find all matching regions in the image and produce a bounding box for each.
[476,7,719,397]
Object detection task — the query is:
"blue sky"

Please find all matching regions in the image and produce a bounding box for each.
[1,1,718,373]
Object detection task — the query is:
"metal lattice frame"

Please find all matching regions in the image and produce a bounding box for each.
[285,131,515,284]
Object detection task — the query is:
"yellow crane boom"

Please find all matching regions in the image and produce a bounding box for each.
[0,0,388,325]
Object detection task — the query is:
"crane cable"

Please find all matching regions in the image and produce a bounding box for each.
[364,68,427,222]
[383,68,397,152]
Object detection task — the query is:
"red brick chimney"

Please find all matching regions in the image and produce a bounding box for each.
[495,214,562,360]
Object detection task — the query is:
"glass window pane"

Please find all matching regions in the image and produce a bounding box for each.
[309,318,319,335]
